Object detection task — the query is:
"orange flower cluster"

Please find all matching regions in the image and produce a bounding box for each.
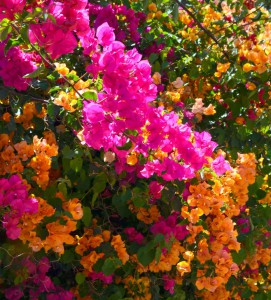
[182,153,257,297]
[14,102,46,129]
[245,244,271,271]
[129,204,161,224]
[19,192,81,255]
[28,132,58,189]
[111,235,129,265]
[19,197,55,252]
[56,192,83,221]
[0,134,33,175]
[75,228,104,256]
[54,63,90,112]
[80,251,105,273]
[0,131,58,189]
[132,241,184,274]
[123,275,152,300]
[234,9,271,74]
[149,241,184,272]
[44,218,77,255]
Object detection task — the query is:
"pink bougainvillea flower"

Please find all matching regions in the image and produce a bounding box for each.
[29,23,77,59]
[96,22,115,46]
[0,43,37,91]
[211,155,231,175]
[124,227,144,244]
[149,181,163,202]
[0,0,26,20]
[163,274,175,294]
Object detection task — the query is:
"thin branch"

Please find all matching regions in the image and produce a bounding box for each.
[174,0,230,60]
[2,85,49,103]
[11,23,84,99]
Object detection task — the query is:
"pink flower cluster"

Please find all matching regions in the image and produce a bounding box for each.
[82,22,230,181]
[162,274,175,294]
[150,213,189,241]
[124,227,144,244]
[29,0,91,59]
[0,43,37,91]
[0,175,38,239]
[89,3,144,42]
[4,257,74,300]
[89,271,113,284]
[149,181,164,203]
[0,0,26,21]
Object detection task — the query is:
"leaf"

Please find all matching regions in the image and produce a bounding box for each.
[82,90,98,101]
[155,247,162,263]
[70,157,83,172]
[75,273,86,285]
[0,25,11,42]
[58,182,67,198]
[116,140,133,151]
[172,3,179,23]
[149,53,159,64]
[252,11,262,21]
[61,250,74,263]
[23,66,45,78]
[137,246,156,267]
[102,258,118,276]
[92,173,107,194]
[112,190,132,218]
[232,248,246,264]
[62,145,74,159]
[82,206,92,227]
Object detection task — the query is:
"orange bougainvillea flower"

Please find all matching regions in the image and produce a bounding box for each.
[203,104,216,115]
[63,198,83,220]
[183,251,194,262]
[196,276,224,292]
[177,261,191,276]
[111,235,129,265]
[80,251,104,273]
[2,112,11,122]
[102,230,111,242]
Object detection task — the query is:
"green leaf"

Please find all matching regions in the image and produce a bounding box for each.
[116,140,133,151]
[102,258,119,276]
[58,182,67,198]
[252,11,262,21]
[23,66,45,78]
[82,206,92,227]
[172,3,179,23]
[70,157,83,172]
[92,173,107,194]
[62,145,74,159]
[232,248,247,264]
[0,25,11,41]
[61,250,74,263]
[132,187,146,208]
[82,90,98,101]
[75,273,86,285]
[112,190,132,218]
[137,246,156,267]
[149,53,159,64]
[154,234,164,244]
[155,247,162,263]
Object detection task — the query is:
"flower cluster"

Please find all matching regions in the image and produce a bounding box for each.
[4,256,73,300]
[0,43,37,91]
[0,175,38,239]
[89,3,144,43]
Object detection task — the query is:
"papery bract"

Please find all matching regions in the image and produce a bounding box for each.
[29,23,77,59]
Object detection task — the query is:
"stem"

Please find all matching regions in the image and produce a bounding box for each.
[174,0,230,60]
[11,23,84,99]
